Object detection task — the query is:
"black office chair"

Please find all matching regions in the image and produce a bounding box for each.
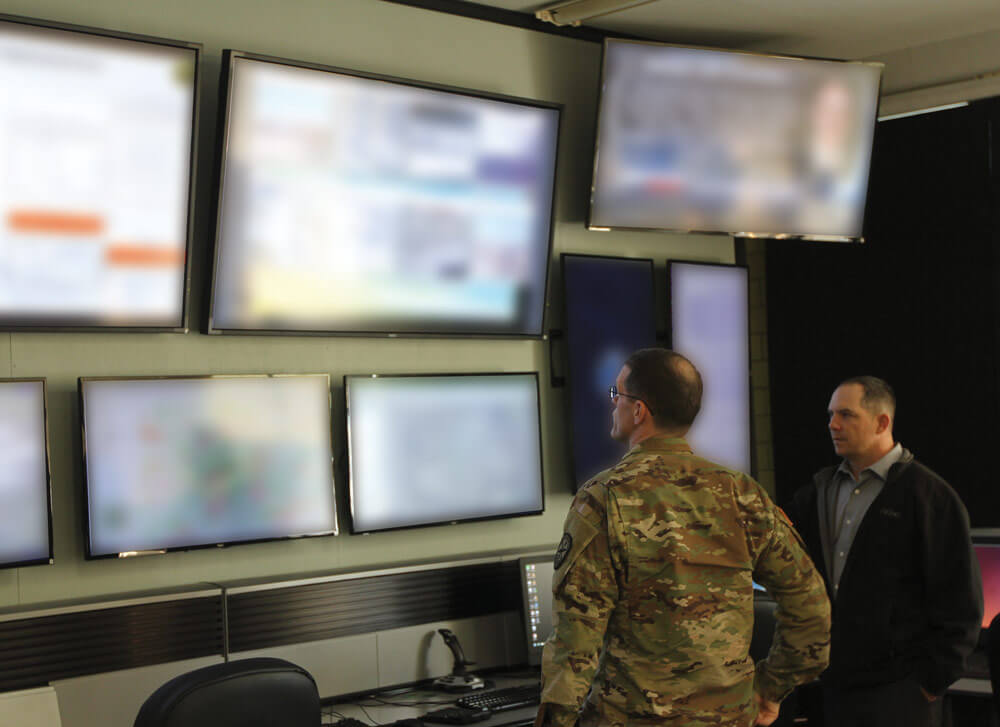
[988,612,1000,719]
[134,657,321,727]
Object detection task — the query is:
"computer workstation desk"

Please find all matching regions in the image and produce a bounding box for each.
[322,672,541,727]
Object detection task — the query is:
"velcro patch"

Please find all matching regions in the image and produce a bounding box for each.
[554,532,573,570]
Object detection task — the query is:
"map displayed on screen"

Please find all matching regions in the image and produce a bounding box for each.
[0,21,196,327]
[82,375,337,556]
[211,54,559,335]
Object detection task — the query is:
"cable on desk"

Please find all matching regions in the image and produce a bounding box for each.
[357,697,455,707]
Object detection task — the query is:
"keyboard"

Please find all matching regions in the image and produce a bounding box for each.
[455,684,541,713]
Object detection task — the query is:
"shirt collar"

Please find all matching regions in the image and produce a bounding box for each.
[836,442,904,482]
[627,435,692,456]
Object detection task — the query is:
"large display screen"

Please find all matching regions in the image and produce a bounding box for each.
[346,374,544,532]
[669,261,750,473]
[210,52,560,336]
[562,254,657,485]
[0,379,53,568]
[80,375,337,557]
[0,17,198,329]
[591,40,882,240]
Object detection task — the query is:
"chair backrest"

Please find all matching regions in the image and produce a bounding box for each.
[988,613,1000,717]
[133,657,320,727]
[750,595,778,663]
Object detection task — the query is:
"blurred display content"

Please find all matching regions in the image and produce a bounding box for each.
[562,255,657,485]
[670,262,750,472]
[975,544,1000,628]
[212,56,559,335]
[592,41,882,239]
[346,374,543,532]
[81,375,337,556]
[0,380,51,566]
[0,21,195,326]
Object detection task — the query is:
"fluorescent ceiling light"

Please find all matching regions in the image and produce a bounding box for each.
[878,101,968,122]
[535,0,660,26]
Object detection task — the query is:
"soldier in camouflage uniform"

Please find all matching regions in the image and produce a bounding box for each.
[537,349,830,727]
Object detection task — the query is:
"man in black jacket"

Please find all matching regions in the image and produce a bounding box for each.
[785,376,982,727]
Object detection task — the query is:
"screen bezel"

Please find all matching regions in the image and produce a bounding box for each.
[0,377,55,569]
[0,13,201,333]
[519,553,555,667]
[78,373,338,560]
[560,253,657,488]
[587,38,883,243]
[343,371,546,534]
[206,49,562,339]
[665,259,754,477]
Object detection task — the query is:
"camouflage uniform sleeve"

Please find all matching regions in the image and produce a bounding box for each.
[536,484,619,727]
[748,484,831,703]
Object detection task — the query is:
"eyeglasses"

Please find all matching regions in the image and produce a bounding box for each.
[608,384,655,415]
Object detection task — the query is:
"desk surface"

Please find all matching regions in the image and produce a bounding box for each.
[323,674,540,727]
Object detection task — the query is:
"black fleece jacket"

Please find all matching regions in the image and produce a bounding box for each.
[785,449,982,695]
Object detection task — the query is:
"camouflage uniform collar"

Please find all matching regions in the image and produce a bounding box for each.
[627,435,692,456]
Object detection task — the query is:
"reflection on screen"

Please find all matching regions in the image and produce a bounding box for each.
[0,381,51,566]
[82,375,336,556]
[563,255,657,485]
[521,556,554,666]
[0,21,196,327]
[670,262,750,473]
[346,374,543,532]
[211,55,559,335]
[591,41,881,239]
[975,545,1000,628]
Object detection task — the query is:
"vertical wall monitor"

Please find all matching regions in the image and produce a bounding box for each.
[668,261,751,474]
[0,15,200,331]
[520,555,555,666]
[975,543,1000,629]
[209,50,561,337]
[345,373,544,533]
[80,374,337,558]
[590,39,882,241]
[561,254,657,487]
[0,379,54,568]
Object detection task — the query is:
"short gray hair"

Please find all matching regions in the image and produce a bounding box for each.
[838,375,895,418]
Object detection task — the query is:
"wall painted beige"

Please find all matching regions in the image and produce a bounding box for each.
[0,0,736,608]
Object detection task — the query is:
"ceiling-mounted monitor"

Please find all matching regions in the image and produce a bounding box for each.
[590,39,882,241]
[209,51,561,337]
[80,374,337,558]
[0,15,199,330]
[345,373,544,533]
[0,379,54,568]
[667,260,751,473]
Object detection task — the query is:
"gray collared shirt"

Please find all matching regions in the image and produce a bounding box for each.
[821,442,904,593]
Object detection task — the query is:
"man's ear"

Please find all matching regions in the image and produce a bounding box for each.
[634,401,648,425]
[876,413,891,435]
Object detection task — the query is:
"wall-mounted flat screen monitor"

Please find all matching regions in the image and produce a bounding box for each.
[0,15,199,330]
[80,374,337,558]
[590,39,882,241]
[345,373,544,532]
[520,555,555,666]
[975,544,1000,629]
[0,379,53,568]
[209,51,560,337]
[562,254,656,486]
[668,261,751,473]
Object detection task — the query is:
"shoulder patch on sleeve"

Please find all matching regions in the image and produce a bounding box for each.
[554,532,573,570]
